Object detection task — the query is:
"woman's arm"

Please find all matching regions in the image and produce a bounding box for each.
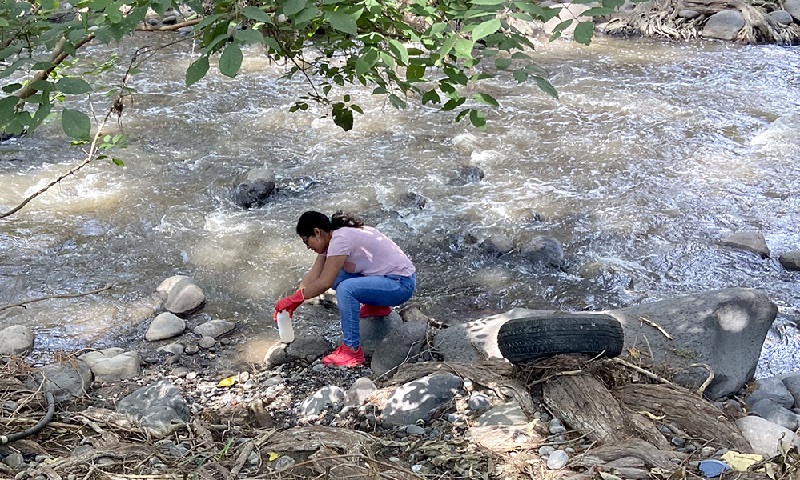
[302,255,347,298]
[299,254,326,290]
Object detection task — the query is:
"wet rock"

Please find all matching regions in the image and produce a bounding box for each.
[779,250,800,271]
[194,319,235,338]
[232,168,276,209]
[519,235,565,270]
[480,234,514,257]
[156,275,192,297]
[448,165,485,185]
[286,335,332,362]
[146,312,186,341]
[0,324,34,355]
[782,372,800,408]
[720,231,770,258]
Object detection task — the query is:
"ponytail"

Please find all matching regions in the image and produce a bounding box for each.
[296,210,363,236]
[330,211,364,229]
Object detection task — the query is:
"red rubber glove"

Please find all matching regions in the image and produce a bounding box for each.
[274,288,305,320]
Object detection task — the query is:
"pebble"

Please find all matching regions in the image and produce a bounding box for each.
[547,450,569,470]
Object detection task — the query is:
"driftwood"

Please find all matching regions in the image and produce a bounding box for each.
[542,373,669,449]
[614,383,752,452]
[569,437,682,469]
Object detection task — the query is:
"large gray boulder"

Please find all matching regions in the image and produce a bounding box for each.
[435,288,776,399]
[702,10,744,40]
[610,288,776,399]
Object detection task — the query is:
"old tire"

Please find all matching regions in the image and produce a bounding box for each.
[497,314,624,363]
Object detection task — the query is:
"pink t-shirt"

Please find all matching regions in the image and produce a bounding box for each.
[323,226,416,277]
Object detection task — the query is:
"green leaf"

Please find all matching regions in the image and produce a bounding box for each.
[442,97,465,111]
[495,57,512,70]
[471,0,504,4]
[549,20,573,41]
[284,0,306,16]
[112,158,125,166]
[534,76,558,99]
[406,64,425,80]
[472,93,499,107]
[0,96,20,127]
[332,106,353,131]
[0,45,21,62]
[219,44,243,78]
[388,39,409,65]
[186,56,210,87]
[243,6,273,23]
[469,109,486,128]
[439,34,458,61]
[294,5,321,24]
[513,69,528,82]
[61,108,91,140]
[326,11,358,35]
[57,77,92,94]
[454,38,474,59]
[0,59,28,80]
[388,94,407,109]
[234,28,264,44]
[355,48,378,76]
[422,89,440,105]
[29,103,51,131]
[472,18,501,42]
[573,21,594,45]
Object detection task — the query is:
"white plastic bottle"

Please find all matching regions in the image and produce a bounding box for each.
[276,310,295,343]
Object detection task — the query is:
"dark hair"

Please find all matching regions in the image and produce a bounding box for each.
[296,210,363,236]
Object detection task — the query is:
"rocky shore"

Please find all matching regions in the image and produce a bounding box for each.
[2,245,800,480]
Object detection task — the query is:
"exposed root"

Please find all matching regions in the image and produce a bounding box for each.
[599,0,800,44]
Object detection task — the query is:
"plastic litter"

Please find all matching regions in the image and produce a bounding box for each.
[720,451,763,471]
[698,459,730,478]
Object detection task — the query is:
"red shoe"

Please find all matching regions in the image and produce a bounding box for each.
[359,305,392,318]
[322,344,365,367]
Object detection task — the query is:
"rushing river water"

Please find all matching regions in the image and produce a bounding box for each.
[1,33,799,376]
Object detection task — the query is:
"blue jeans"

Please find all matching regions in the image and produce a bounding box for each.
[332,271,416,348]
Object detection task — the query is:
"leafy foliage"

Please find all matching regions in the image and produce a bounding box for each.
[0,0,618,135]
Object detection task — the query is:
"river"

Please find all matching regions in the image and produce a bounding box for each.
[1,33,798,377]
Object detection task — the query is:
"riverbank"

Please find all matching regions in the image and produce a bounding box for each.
[2,285,799,479]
